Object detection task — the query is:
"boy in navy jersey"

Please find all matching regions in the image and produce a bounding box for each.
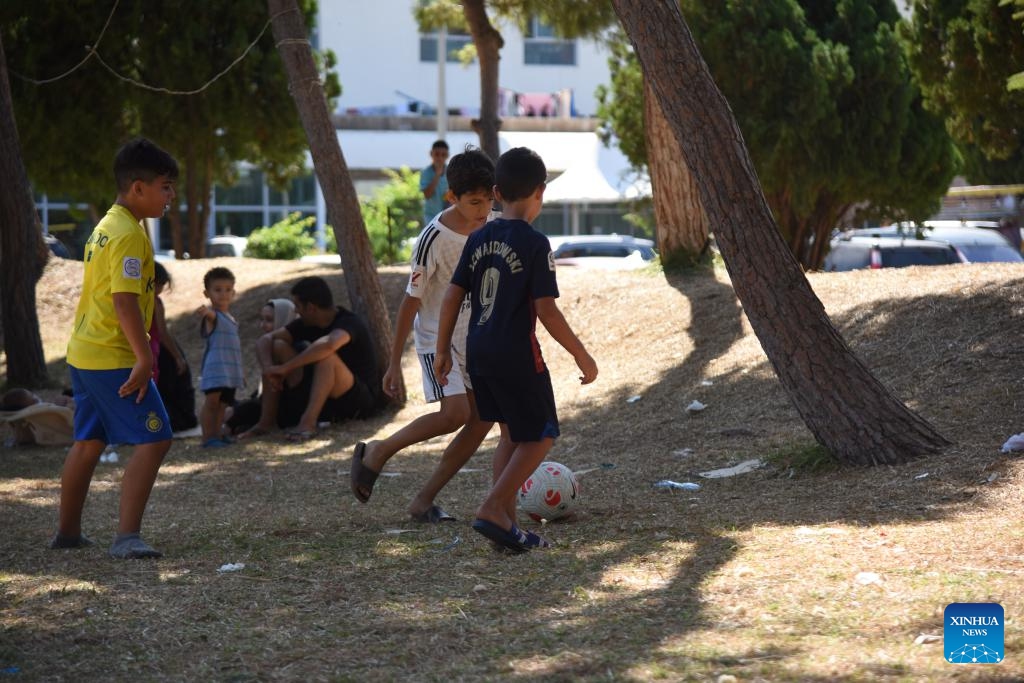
[434,147,598,552]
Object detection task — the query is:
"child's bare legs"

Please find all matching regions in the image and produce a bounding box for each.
[406,396,494,517]
[199,391,224,442]
[56,439,105,539]
[117,439,171,534]
[362,393,472,475]
[477,427,554,531]
[55,438,170,549]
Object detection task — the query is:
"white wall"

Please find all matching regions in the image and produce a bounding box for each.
[317,0,611,116]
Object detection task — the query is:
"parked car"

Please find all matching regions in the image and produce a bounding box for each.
[824,225,1023,272]
[206,235,248,258]
[824,235,961,271]
[848,223,1023,264]
[44,233,71,259]
[548,234,658,270]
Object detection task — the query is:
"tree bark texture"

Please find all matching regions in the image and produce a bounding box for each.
[268,0,398,402]
[612,0,950,465]
[644,79,709,267]
[0,34,49,387]
[463,0,503,162]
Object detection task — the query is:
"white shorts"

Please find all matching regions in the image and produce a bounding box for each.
[418,349,471,403]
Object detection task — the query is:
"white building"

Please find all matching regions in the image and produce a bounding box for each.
[319,0,613,118]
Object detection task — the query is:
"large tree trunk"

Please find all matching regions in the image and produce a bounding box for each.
[268,0,398,402]
[0,35,49,387]
[644,79,708,267]
[612,0,950,465]
[463,0,503,162]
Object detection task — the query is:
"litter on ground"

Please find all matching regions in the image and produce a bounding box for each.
[653,480,701,491]
[699,459,763,479]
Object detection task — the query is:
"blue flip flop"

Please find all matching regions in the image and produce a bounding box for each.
[520,528,552,549]
[472,518,528,553]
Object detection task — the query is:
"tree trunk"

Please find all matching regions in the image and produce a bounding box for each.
[612,0,950,465]
[463,0,503,162]
[0,35,49,387]
[268,0,398,403]
[644,79,708,268]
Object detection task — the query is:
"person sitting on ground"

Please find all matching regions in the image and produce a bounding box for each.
[239,276,381,442]
[223,298,297,436]
[350,146,497,522]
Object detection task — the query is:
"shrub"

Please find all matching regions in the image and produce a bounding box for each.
[245,212,316,260]
[360,167,423,265]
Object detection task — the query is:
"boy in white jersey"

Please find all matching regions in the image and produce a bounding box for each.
[53,137,177,559]
[350,147,495,522]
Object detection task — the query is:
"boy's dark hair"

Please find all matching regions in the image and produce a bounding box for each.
[431,139,450,152]
[446,146,495,197]
[114,137,179,192]
[291,276,334,309]
[154,261,171,289]
[495,147,547,202]
[203,266,235,290]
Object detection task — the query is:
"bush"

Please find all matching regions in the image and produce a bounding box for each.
[360,167,423,265]
[245,212,316,260]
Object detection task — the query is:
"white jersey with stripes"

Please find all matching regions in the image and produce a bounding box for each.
[407,215,472,356]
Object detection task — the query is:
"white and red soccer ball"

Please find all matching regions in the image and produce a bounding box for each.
[518,461,580,522]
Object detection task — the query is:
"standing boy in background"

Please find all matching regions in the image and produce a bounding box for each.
[195,267,244,448]
[434,147,598,553]
[420,139,450,226]
[350,147,496,521]
[53,137,176,559]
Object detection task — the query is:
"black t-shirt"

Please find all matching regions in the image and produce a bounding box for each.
[452,218,559,377]
[285,306,380,399]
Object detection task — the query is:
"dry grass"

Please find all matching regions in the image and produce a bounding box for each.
[2,255,1023,681]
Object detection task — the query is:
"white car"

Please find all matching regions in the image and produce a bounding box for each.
[548,234,658,270]
[206,235,248,258]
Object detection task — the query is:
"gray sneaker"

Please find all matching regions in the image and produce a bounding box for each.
[108,533,162,559]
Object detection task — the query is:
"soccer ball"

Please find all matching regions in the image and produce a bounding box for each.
[518,461,580,522]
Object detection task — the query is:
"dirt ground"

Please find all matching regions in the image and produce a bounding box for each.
[2,255,1023,681]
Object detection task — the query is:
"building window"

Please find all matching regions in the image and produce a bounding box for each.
[419,28,473,63]
[524,18,575,66]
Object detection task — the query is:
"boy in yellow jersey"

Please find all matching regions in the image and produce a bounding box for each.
[52,138,178,559]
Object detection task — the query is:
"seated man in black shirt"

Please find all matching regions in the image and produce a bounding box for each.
[240,276,381,441]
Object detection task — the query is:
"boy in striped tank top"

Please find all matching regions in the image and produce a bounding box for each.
[196,267,244,448]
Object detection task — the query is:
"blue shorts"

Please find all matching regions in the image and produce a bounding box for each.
[471,370,559,443]
[70,366,173,445]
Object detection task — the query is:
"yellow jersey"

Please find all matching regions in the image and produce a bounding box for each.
[67,204,155,369]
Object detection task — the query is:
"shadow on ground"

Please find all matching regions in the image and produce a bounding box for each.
[4,267,1023,680]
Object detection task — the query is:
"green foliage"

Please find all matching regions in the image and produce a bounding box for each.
[1007,0,1024,90]
[596,32,646,168]
[596,1,958,267]
[245,212,316,260]
[414,0,616,38]
[1,0,337,217]
[359,168,423,265]
[903,0,1024,183]
[765,442,839,475]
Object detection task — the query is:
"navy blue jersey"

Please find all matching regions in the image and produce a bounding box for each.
[452,218,558,377]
